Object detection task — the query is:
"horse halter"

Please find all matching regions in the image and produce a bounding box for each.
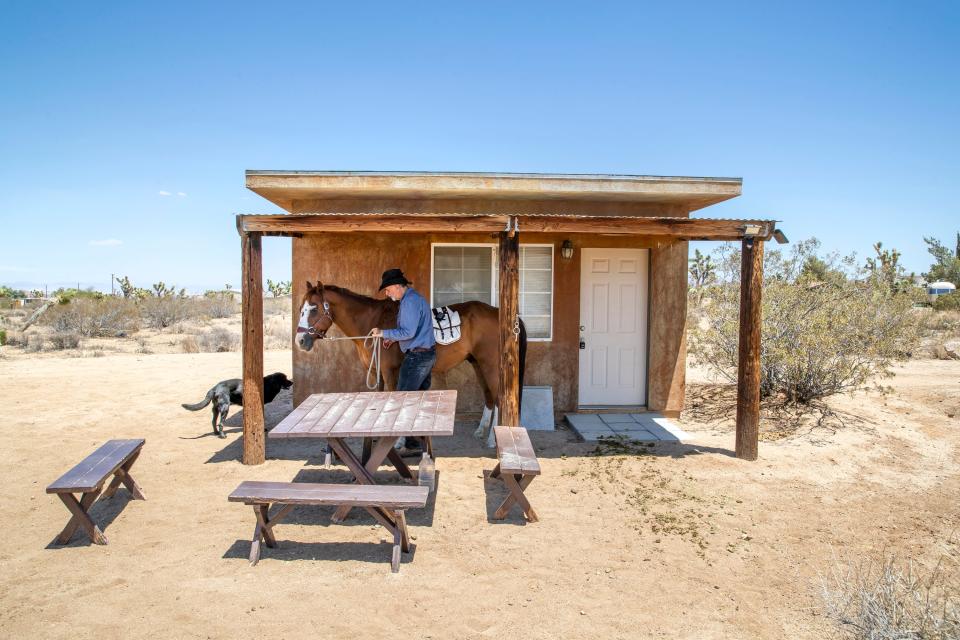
[297,288,333,338]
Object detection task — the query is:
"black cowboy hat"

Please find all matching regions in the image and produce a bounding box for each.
[378,268,411,291]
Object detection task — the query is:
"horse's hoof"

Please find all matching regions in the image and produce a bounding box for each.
[218,433,227,439]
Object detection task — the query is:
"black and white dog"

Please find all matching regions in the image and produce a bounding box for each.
[182,372,293,438]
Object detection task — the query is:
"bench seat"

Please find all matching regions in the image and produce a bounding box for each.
[229,481,428,572]
[47,439,146,545]
[491,426,540,522]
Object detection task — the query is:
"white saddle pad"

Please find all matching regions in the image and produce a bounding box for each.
[432,306,462,345]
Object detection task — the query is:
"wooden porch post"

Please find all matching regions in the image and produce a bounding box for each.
[241,231,265,465]
[498,219,521,427]
[735,237,763,460]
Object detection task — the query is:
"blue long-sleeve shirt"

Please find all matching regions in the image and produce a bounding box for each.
[382,287,436,352]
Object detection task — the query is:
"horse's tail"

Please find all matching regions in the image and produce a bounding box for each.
[518,318,527,418]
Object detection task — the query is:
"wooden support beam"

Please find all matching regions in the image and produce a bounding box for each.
[239,214,509,234]
[735,237,764,460]
[497,221,521,427]
[518,216,774,240]
[241,232,265,465]
[237,213,776,240]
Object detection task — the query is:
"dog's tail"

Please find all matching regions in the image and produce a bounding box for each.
[182,389,215,411]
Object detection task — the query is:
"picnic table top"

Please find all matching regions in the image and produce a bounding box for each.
[269,390,458,439]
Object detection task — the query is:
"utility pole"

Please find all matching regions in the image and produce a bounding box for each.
[111,273,115,296]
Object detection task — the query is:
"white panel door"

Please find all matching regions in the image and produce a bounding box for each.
[578,248,648,406]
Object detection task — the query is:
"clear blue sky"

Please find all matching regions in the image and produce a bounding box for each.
[1,2,957,293]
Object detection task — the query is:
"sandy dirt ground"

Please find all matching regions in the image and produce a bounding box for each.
[0,345,958,639]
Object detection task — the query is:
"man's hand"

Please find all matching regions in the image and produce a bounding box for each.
[370,328,382,338]
[383,339,395,348]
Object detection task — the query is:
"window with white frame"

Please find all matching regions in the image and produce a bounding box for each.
[430,243,553,341]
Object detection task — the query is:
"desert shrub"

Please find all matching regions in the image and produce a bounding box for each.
[135,336,153,354]
[25,334,44,352]
[44,297,139,337]
[180,336,200,353]
[264,315,292,349]
[48,332,80,350]
[689,239,922,403]
[820,552,959,640]
[196,326,238,352]
[0,329,5,345]
[933,294,960,312]
[140,294,193,329]
[203,291,238,319]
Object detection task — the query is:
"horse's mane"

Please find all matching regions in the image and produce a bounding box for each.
[320,284,383,305]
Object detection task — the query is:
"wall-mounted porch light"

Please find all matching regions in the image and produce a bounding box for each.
[560,239,574,260]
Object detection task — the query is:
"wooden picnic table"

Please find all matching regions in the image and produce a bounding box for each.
[269,390,457,521]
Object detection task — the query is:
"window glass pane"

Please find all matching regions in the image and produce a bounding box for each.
[518,246,552,339]
[434,247,461,270]
[463,247,492,270]
[522,292,552,316]
[432,245,494,306]
[521,246,552,270]
[521,269,551,292]
[522,316,551,338]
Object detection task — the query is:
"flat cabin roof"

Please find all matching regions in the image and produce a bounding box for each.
[246,170,742,212]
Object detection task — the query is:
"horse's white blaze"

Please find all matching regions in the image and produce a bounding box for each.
[296,301,316,347]
[297,302,316,331]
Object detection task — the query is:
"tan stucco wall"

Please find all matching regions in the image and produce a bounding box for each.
[290,228,689,418]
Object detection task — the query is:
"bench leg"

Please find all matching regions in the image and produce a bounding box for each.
[490,462,502,479]
[103,452,146,500]
[249,503,294,565]
[494,474,538,522]
[391,510,410,573]
[56,490,108,545]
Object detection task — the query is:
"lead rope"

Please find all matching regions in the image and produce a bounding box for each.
[317,332,383,390]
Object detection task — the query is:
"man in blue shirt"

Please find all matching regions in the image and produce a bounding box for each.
[371,268,436,454]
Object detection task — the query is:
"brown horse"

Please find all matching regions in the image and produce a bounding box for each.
[296,282,526,440]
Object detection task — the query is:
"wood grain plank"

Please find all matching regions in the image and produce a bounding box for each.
[350,392,390,433]
[330,393,375,435]
[391,392,425,436]
[369,392,405,433]
[47,440,145,493]
[310,393,357,434]
[269,393,324,436]
[228,481,429,508]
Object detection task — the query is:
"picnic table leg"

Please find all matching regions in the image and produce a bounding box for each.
[56,490,107,545]
[328,439,377,523]
[103,452,146,500]
[361,437,373,466]
[490,462,502,479]
[494,474,538,523]
[385,448,414,480]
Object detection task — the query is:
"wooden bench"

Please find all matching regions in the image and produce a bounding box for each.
[228,481,429,573]
[490,426,540,522]
[46,439,146,545]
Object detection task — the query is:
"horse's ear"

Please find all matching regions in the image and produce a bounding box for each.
[305,280,313,292]
[317,280,324,291]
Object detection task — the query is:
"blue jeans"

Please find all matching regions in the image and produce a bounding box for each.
[397,348,436,392]
[396,348,436,451]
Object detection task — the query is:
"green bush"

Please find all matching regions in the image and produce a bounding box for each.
[933,293,960,312]
[0,329,6,345]
[689,239,922,403]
